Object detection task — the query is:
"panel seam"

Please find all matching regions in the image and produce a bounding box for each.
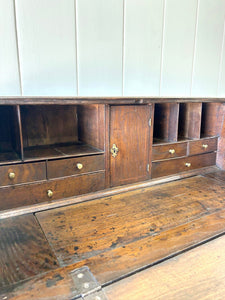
[13,0,23,96]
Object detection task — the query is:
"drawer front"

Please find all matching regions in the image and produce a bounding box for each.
[152,152,216,178]
[47,155,104,179]
[152,142,187,161]
[0,172,105,211]
[189,137,218,155]
[0,162,46,187]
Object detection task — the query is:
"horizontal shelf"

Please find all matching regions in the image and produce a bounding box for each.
[0,151,21,165]
[24,142,104,162]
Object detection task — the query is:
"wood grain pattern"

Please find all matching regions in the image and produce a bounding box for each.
[152,142,187,161]
[37,174,225,285]
[188,137,218,156]
[0,172,105,211]
[178,103,202,139]
[0,267,81,300]
[104,234,225,300]
[152,152,216,178]
[0,214,59,290]
[47,155,104,179]
[0,161,46,187]
[78,104,105,150]
[21,105,78,148]
[154,103,179,142]
[110,105,151,186]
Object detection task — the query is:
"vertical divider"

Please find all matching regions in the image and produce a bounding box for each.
[153,103,179,143]
[16,105,24,161]
[178,103,202,140]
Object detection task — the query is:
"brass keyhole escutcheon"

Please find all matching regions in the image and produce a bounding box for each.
[111,144,119,158]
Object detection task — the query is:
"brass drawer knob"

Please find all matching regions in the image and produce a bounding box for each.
[169,149,175,154]
[185,163,191,167]
[47,189,53,198]
[202,144,208,149]
[8,172,16,180]
[76,163,83,170]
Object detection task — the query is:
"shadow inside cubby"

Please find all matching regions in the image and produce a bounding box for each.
[0,106,22,164]
[20,105,104,161]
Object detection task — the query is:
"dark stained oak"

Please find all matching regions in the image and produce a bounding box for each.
[0,162,46,187]
[0,172,105,211]
[178,103,202,139]
[0,214,59,290]
[152,152,216,178]
[152,141,187,161]
[188,137,218,156]
[21,105,78,148]
[153,103,179,142]
[104,234,225,300]
[47,154,104,179]
[110,105,151,186]
[0,267,81,300]
[36,175,225,284]
[78,104,105,150]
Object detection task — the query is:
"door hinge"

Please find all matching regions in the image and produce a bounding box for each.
[148,118,152,127]
[147,164,150,172]
[70,266,108,299]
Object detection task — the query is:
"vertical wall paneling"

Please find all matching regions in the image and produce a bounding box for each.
[191,0,225,96]
[77,0,123,96]
[123,0,164,96]
[0,0,21,96]
[15,0,77,96]
[160,0,197,96]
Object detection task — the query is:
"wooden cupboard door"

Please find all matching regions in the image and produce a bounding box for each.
[110,105,152,187]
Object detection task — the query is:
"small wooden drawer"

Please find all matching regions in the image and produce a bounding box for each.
[47,155,104,179]
[188,137,218,155]
[0,162,46,187]
[0,172,105,211]
[152,142,187,161]
[152,152,216,178]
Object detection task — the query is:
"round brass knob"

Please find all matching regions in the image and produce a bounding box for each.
[47,189,53,198]
[202,144,208,149]
[185,163,191,167]
[8,172,16,180]
[169,149,175,154]
[76,163,83,170]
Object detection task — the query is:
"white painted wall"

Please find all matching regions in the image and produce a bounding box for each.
[1,0,225,97]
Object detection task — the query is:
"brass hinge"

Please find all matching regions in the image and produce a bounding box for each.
[148,118,152,127]
[147,164,150,172]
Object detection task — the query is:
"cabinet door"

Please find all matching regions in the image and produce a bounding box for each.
[110,105,152,186]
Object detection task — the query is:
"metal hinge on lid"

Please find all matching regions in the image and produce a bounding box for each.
[148,118,152,127]
[70,266,108,300]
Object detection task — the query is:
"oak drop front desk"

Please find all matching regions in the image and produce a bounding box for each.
[1,97,225,299]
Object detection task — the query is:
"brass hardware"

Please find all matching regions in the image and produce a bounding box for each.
[185,163,191,167]
[111,144,119,158]
[76,163,83,170]
[47,189,53,198]
[8,172,16,180]
[202,144,208,149]
[149,118,152,127]
[169,149,175,154]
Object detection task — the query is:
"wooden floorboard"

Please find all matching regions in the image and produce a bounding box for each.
[0,214,59,290]
[104,234,225,300]
[36,174,225,284]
